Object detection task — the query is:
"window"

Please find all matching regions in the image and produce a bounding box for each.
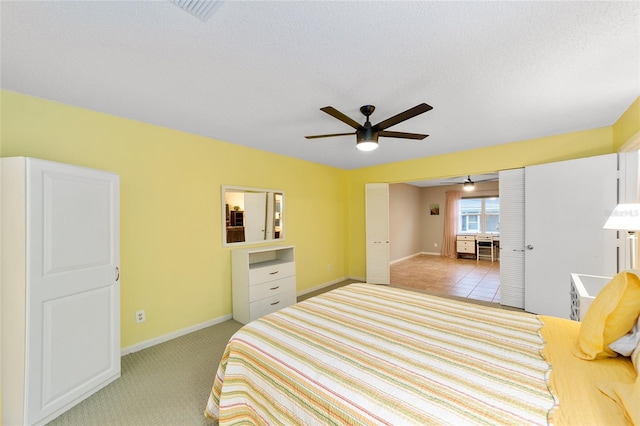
[459,197,500,234]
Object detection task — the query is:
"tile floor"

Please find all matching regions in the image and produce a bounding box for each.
[390,254,501,303]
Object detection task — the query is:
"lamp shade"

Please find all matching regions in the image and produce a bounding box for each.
[603,203,640,230]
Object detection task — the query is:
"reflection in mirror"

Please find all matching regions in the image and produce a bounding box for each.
[222,185,285,246]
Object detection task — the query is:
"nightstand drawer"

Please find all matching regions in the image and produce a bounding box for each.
[250,276,295,302]
[249,262,295,285]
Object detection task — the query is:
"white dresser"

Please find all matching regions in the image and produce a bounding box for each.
[456,235,476,258]
[570,273,612,321]
[232,245,296,324]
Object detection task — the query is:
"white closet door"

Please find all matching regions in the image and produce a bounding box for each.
[524,154,618,318]
[27,159,120,424]
[499,168,525,308]
[366,183,390,285]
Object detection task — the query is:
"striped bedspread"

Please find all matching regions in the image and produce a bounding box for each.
[205,284,555,425]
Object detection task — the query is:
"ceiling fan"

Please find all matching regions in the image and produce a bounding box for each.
[305,103,433,151]
[440,175,499,191]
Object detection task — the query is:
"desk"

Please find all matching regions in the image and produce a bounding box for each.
[456,235,500,259]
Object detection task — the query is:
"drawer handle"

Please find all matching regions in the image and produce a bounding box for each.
[270,301,280,306]
[270,286,280,290]
[269,271,279,275]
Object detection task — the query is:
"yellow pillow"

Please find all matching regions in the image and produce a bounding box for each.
[633,336,640,374]
[597,375,640,425]
[574,271,640,360]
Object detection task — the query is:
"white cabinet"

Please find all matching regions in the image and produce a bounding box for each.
[456,235,476,257]
[570,273,612,321]
[232,245,296,324]
[1,157,120,426]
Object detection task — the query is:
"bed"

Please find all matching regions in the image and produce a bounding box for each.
[205,282,639,425]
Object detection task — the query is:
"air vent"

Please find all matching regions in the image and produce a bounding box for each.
[170,0,222,22]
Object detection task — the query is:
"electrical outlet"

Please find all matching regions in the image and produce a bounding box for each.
[434,243,438,248]
[327,264,332,272]
[136,310,145,323]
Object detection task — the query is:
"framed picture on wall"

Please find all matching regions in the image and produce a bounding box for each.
[430,204,440,215]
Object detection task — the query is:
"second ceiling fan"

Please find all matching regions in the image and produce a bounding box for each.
[305,103,433,151]
[440,175,499,191]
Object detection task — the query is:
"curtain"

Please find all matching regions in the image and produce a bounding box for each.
[441,191,462,258]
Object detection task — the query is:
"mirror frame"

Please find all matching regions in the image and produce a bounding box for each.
[222,185,285,247]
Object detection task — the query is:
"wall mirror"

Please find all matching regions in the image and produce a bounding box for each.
[222,185,285,247]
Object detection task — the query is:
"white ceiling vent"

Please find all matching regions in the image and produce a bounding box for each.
[170,0,222,22]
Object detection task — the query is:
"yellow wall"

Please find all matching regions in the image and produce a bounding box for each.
[2,90,638,350]
[345,127,616,278]
[344,97,639,277]
[613,96,640,150]
[0,90,348,348]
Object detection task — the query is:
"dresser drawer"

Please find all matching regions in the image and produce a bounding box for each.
[457,241,475,253]
[249,262,295,285]
[249,292,297,321]
[250,276,295,302]
[457,235,475,241]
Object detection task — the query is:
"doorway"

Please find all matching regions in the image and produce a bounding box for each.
[384,174,501,303]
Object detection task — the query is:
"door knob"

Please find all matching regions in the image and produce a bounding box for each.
[526,245,534,250]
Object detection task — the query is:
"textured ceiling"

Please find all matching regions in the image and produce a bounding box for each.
[1,1,639,170]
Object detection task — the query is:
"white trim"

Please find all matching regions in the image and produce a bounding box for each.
[421,251,441,256]
[297,276,349,296]
[390,252,421,265]
[296,276,370,296]
[120,314,233,356]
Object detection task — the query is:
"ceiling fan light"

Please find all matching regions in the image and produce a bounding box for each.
[356,140,378,151]
[463,181,475,191]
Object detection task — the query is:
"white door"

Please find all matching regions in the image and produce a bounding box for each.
[499,168,525,309]
[366,183,390,284]
[245,192,267,241]
[27,159,120,424]
[524,154,618,318]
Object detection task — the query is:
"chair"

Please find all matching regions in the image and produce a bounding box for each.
[476,234,495,263]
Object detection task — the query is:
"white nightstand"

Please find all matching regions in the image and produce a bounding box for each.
[570,273,612,321]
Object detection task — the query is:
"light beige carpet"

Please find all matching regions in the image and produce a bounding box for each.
[47,280,519,425]
[47,320,242,426]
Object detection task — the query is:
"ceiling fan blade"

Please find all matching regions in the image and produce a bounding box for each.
[379,130,428,140]
[320,107,362,130]
[374,103,433,131]
[305,132,355,139]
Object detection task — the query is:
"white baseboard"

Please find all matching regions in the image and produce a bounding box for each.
[389,251,441,264]
[297,275,367,296]
[120,314,233,356]
[390,252,422,265]
[297,276,348,296]
[122,275,370,356]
